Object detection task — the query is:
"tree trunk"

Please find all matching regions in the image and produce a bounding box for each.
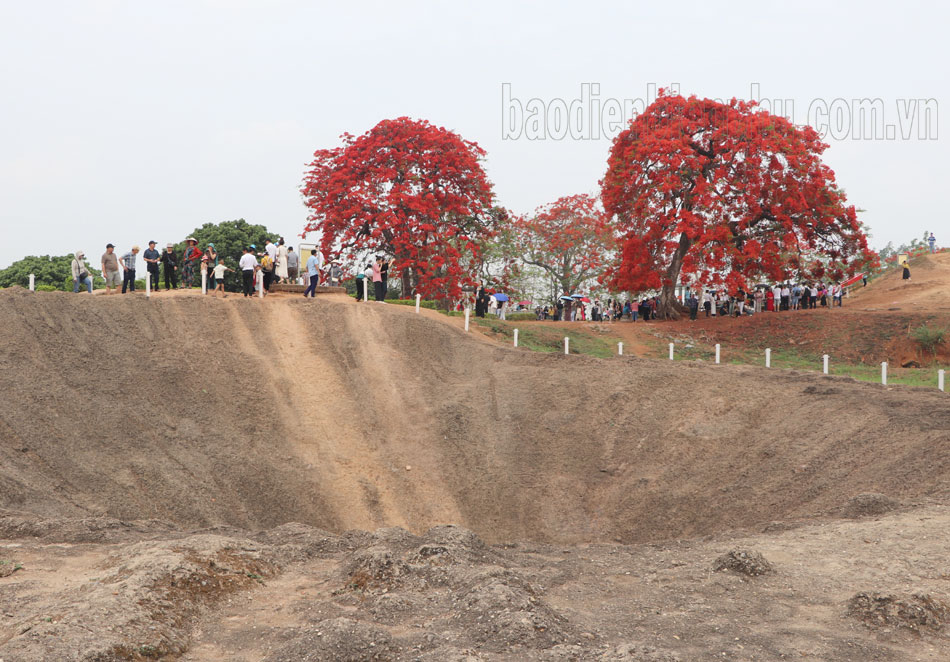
[657,232,692,320]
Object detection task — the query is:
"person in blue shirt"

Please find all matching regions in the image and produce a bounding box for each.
[929,232,937,253]
[303,249,323,298]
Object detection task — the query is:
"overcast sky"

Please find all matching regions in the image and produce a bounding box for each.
[1,0,945,268]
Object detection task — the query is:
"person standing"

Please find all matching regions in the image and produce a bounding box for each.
[239,246,258,296]
[260,250,275,293]
[372,256,385,302]
[286,247,299,283]
[929,232,937,253]
[380,255,390,297]
[211,261,232,297]
[120,246,139,293]
[161,243,179,290]
[204,243,218,291]
[71,251,93,293]
[143,241,161,291]
[780,284,790,311]
[303,249,323,298]
[101,243,122,295]
[275,238,289,284]
[181,238,201,289]
[687,292,699,320]
[329,260,342,286]
[902,261,912,280]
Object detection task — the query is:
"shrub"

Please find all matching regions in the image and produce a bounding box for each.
[910,324,947,357]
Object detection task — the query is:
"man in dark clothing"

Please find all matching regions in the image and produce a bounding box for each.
[687,293,699,320]
[161,243,179,290]
[143,240,161,290]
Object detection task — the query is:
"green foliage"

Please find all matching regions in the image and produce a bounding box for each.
[174,219,278,292]
[910,324,947,357]
[0,254,101,291]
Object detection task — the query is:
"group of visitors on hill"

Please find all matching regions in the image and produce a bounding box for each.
[69,237,311,298]
[352,255,393,303]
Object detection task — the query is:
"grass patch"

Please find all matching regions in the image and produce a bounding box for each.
[473,319,618,358]
[911,324,947,358]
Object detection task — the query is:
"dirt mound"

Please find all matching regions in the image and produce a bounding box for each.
[841,492,901,518]
[712,549,773,576]
[0,533,276,661]
[847,592,950,633]
[1,288,950,547]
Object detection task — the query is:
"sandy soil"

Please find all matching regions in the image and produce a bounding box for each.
[0,286,949,660]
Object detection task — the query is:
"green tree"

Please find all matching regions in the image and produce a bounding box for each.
[0,254,101,291]
[175,219,278,292]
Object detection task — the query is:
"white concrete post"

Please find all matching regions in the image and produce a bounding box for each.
[257,271,264,298]
[564,337,570,355]
[415,294,421,313]
[513,329,519,347]
[618,342,623,356]
[715,344,721,364]
[823,355,829,375]
[765,348,771,368]
[145,271,151,298]
[363,279,369,301]
[201,270,207,295]
[29,273,35,291]
[881,361,887,385]
[669,343,674,360]
[939,369,945,392]
[464,308,470,332]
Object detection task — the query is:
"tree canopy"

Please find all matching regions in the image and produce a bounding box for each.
[0,254,100,291]
[510,194,614,300]
[301,117,498,300]
[601,93,874,318]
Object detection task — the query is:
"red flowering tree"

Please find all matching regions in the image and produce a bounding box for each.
[601,93,874,319]
[301,117,497,301]
[510,194,614,300]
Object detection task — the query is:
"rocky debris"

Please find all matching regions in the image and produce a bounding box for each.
[0,559,22,578]
[603,644,682,661]
[712,549,773,577]
[841,493,900,518]
[0,534,277,661]
[263,617,398,662]
[847,592,949,633]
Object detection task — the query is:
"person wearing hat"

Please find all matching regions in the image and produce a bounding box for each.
[120,245,140,294]
[181,237,202,289]
[101,243,122,295]
[143,241,161,291]
[71,250,93,293]
[161,243,179,290]
[329,259,342,286]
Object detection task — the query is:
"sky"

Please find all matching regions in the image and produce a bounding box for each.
[0,0,946,269]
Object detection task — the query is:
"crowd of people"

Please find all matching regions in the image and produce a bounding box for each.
[495,281,852,324]
[67,237,330,298]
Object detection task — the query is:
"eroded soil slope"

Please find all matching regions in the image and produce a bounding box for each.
[1,288,949,545]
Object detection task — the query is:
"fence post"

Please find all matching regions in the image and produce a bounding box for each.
[513,328,518,347]
[715,343,721,364]
[415,294,421,313]
[618,342,623,356]
[257,271,264,298]
[201,270,207,295]
[464,308,470,332]
[669,343,674,360]
[29,274,35,291]
[823,354,829,375]
[939,369,945,392]
[765,348,771,368]
[881,361,887,385]
[564,337,570,355]
[145,271,151,298]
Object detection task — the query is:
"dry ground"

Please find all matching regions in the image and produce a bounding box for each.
[0,284,948,660]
